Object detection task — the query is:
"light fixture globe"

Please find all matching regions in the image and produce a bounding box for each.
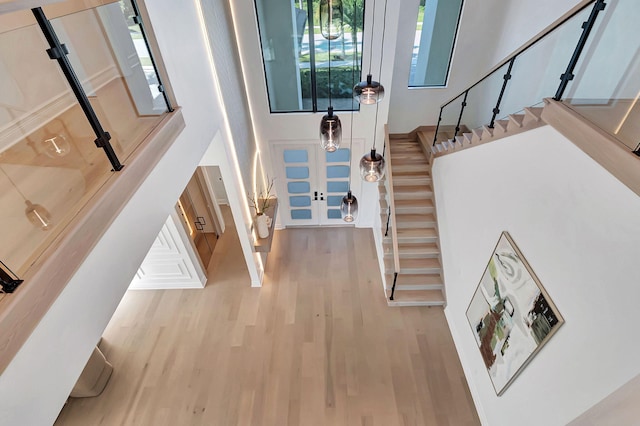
[319,0,344,40]
[320,106,342,152]
[353,74,385,105]
[24,200,52,230]
[359,148,385,182]
[340,190,358,222]
[40,135,71,158]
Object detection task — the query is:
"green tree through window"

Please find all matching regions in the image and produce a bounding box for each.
[255,0,364,113]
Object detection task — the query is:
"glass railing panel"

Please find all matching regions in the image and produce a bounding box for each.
[563,0,640,151]
[462,63,510,131]
[436,92,465,143]
[497,6,591,122]
[49,1,169,162]
[0,20,115,275]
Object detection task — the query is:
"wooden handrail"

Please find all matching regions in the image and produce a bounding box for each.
[441,0,595,109]
[384,124,401,275]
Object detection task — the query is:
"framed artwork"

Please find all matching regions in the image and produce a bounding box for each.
[466,232,564,396]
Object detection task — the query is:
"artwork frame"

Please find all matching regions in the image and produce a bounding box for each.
[466,232,564,396]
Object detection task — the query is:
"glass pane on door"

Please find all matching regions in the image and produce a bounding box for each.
[282,147,316,224]
[323,148,351,224]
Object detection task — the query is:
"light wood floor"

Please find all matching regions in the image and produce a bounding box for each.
[55,215,479,425]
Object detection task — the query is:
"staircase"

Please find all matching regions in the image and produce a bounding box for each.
[379,110,547,307]
[381,129,446,306]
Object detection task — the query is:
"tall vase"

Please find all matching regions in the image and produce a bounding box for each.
[256,214,269,239]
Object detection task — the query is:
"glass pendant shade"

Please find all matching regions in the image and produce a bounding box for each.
[340,190,358,222]
[25,201,52,231]
[353,74,385,105]
[360,148,386,182]
[40,135,71,158]
[320,0,344,40]
[320,106,342,152]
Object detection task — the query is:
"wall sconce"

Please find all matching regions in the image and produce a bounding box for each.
[0,260,23,293]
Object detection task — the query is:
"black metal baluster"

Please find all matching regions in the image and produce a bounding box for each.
[32,7,124,171]
[390,272,398,301]
[489,57,516,128]
[454,91,468,137]
[553,0,606,101]
[385,206,391,236]
[0,260,23,294]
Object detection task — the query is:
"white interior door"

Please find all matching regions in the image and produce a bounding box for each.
[273,141,362,227]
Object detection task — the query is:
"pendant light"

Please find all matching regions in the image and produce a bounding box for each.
[319,0,344,40]
[320,107,341,152]
[341,189,358,222]
[359,0,388,182]
[360,148,385,182]
[320,25,342,152]
[25,200,52,230]
[0,166,52,231]
[39,135,71,158]
[340,5,359,223]
[353,0,385,105]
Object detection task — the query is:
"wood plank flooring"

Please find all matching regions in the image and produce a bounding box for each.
[55,214,479,425]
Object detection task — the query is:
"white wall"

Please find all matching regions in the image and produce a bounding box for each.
[0,1,228,424]
[388,0,583,133]
[196,0,263,285]
[433,125,640,425]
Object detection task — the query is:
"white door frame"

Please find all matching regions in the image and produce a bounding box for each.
[272,139,363,227]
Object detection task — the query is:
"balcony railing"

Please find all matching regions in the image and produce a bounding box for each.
[433,0,639,154]
[0,0,173,294]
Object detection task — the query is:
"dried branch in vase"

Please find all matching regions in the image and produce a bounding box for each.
[248,178,276,216]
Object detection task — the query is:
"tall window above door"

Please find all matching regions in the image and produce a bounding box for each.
[409,0,463,87]
[254,0,365,113]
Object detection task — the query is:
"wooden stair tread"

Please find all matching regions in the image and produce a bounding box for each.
[388,273,443,286]
[394,198,434,208]
[392,169,430,177]
[387,289,446,306]
[395,213,436,223]
[384,242,440,257]
[396,228,437,240]
[400,257,441,269]
[393,184,432,192]
[392,163,430,172]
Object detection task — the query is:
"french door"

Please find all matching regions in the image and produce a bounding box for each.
[273,141,362,226]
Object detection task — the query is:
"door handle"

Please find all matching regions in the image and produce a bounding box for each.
[314,191,318,201]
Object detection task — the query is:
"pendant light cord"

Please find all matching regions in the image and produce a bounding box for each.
[371,0,387,152]
[328,33,332,107]
[367,0,376,75]
[0,165,27,202]
[379,0,387,79]
[348,10,358,192]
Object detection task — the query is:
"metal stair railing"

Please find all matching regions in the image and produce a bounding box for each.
[382,125,401,300]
